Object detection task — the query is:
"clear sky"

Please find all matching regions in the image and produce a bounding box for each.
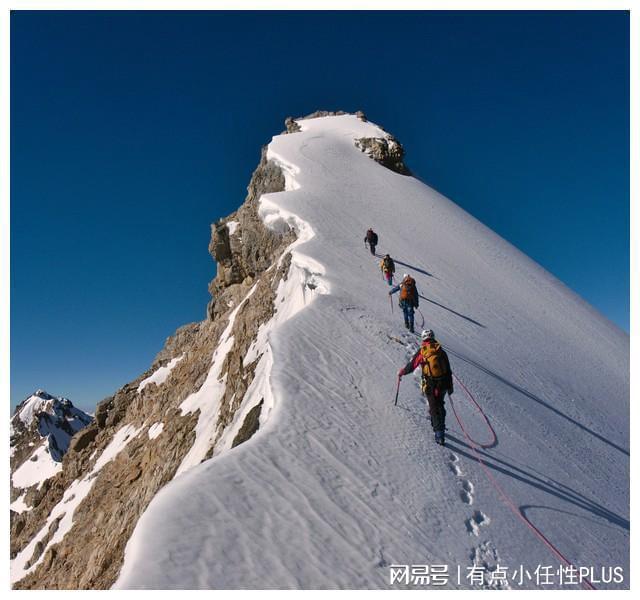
[10,10,629,412]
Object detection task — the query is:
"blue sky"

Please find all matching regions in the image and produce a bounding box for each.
[10,11,629,412]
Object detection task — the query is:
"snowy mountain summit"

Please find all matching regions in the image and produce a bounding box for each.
[10,390,92,511]
[11,112,629,590]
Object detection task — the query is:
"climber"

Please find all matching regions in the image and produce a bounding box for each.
[364,228,378,255]
[389,273,419,332]
[398,329,453,446]
[380,254,395,286]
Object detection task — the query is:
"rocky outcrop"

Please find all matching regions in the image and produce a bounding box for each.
[284,116,302,133]
[232,399,264,448]
[355,135,410,175]
[207,143,293,321]
[68,424,99,453]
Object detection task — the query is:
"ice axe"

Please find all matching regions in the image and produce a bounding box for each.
[394,374,401,406]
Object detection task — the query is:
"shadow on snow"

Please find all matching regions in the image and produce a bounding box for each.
[446,348,630,459]
[445,435,629,532]
[419,295,486,329]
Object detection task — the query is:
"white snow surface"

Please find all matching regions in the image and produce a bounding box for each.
[115,115,629,589]
[226,220,240,235]
[15,391,52,425]
[11,443,63,490]
[137,354,184,393]
[10,493,30,515]
[147,422,164,440]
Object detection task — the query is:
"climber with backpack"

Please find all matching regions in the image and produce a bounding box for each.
[364,228,378,255]
[380,254,395,286]
[389,273,419,333]
[398,329,453,446]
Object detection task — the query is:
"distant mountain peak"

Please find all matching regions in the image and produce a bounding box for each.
[10,391,93,498]
[13,390,75,427]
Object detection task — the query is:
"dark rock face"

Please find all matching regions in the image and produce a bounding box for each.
[355,136,410,175]
[211,221,232,264]
[206,144,293,321]
[94,396,114,429]
[284,116,302,133]
[232,399,264,448]
[68,425,99,453]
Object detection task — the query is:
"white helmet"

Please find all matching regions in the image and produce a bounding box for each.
[421,329,435,341]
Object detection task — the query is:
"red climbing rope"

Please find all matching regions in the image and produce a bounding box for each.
[448,373,596,590]
[450,373,497,448]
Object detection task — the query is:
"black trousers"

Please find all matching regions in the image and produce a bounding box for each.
[424,381,447,432]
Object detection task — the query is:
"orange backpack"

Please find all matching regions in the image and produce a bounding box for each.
[399,276,416,301]
[420,342,449,380]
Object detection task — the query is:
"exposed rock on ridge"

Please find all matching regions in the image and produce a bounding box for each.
[11,122,299,589]
[207,145,294,321]
[355,135,410,175]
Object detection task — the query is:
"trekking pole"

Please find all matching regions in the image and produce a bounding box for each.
[417,307,425,329]
[389,294,394,313]
[394,375,401,406]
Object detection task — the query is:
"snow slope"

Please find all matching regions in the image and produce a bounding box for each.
[115,115,629,589]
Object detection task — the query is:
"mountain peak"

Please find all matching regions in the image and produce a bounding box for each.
[13,390,72,427]
[10,390,94,504]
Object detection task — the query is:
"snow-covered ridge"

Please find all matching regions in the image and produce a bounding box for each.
[159,122,333,476]
[112,113,628,589]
